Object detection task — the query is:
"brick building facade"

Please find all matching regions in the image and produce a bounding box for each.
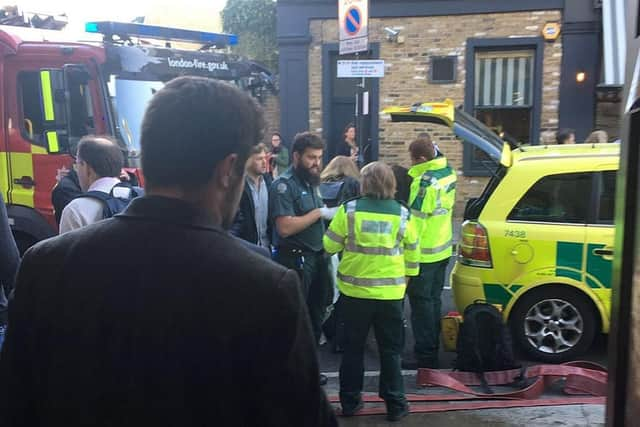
[277,0,613,217]
[308,11,562,215]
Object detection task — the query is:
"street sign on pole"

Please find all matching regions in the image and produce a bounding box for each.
[337,60,384,78]
[338,0,369,55]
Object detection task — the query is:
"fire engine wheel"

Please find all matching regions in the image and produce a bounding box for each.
[510,286,597,363]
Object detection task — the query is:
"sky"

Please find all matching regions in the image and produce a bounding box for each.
[15,0,228,34]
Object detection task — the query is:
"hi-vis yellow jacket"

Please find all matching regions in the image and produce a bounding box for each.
[323,197,420,300]
[408,157,457,263]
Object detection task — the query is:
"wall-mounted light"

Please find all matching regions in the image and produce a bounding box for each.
[576,71,586,83]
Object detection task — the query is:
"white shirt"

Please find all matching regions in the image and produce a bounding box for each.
[246,175,270,248]
[59,177,121,234]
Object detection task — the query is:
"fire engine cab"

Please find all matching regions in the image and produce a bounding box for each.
[0,21,274,252]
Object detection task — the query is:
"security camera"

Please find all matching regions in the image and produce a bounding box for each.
[384,27,399,37]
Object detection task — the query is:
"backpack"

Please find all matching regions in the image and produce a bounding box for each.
[454,301,520,391]
[319,181,346,208]
[79,183,144,219]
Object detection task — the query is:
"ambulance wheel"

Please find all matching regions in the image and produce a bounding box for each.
[510,286,597,363]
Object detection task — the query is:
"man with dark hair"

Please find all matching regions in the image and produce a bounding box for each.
[58,136,128,233]
[417,132,442,157]
[0,77,336,427]
[270,132,336,385]
[404,136,457,370]
[231,143,273,248]
[556,128,576,145]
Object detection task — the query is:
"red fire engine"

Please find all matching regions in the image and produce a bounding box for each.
[0,20,274,252]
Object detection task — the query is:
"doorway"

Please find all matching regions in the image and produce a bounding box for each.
[322,44,379,164]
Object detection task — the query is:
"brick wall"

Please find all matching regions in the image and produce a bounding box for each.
[308,10,563,217]
[261,91,281,144]
[595,100,622,141]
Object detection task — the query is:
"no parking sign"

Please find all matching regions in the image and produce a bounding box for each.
[339,0,369,55]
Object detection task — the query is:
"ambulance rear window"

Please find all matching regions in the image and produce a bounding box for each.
[463,165,507,220]
[508,172,592,224]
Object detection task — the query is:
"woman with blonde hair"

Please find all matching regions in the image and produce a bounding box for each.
[585,130,608,144]
[323,161,419,421]
[319,156,360,208]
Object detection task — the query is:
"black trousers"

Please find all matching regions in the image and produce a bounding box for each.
[406,258,449,366]
[339,294,407,412]
[275,250,331,344]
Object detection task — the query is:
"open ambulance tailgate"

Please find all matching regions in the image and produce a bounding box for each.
[384,99,512,168]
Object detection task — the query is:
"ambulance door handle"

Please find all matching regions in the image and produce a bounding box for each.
[14,176,35,188]
[593,248,613,257]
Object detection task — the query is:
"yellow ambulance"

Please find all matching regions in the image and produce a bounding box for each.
[386,100,618,362]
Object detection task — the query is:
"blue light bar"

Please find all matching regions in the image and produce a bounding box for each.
[85,21,238,46]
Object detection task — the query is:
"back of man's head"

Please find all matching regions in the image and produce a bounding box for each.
[140,76,264,191]
[76,136,123,178]
[409,137,436,163]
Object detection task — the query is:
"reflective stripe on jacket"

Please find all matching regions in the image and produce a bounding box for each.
[408,157,457,263]
[323,197,420,300]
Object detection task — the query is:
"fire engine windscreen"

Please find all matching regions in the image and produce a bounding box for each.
[109,78,164,157]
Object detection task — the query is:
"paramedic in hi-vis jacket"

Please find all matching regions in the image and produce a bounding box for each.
[404,134,457,370]
[323,161,420,422]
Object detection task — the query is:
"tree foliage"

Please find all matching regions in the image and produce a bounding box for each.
[222,0,277,72]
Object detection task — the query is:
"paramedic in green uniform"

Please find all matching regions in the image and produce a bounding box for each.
[269,132,338,352]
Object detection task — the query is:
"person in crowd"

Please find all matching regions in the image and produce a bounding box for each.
[52,165,82,225]
[231,143,273,249]
[269,131,337,385]
[52,139,137,227]
[556,128,576,145]
[336,123,358,162]
[319,155,360,353]
[319,156,360,208]
[0,193,19,351]
[404,134,457,370]
[269,132,289,177]
[58,136,134,233]
[391,165,411,204]
[585,129,608,144]
[418,132,443,158]
[0,76,337,427]
[324,161,419,422]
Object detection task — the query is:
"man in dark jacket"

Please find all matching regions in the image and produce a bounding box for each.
[52,167,82,225]
[231,143,273,248]
[0,193,19,350]
[0,77,336,427]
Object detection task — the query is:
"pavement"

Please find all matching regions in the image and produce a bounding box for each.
[336,405,605,426]
[318,225,609,425]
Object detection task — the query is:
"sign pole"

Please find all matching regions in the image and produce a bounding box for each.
[356,76,366,166]
[338,0,370,165]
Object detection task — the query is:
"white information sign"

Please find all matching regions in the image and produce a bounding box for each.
[338,0,369,55]
[337,60,385,78]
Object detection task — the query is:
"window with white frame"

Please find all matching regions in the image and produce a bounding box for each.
[474,49,535,144]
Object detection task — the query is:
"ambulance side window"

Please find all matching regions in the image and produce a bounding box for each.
[18,71,46,145]
[596,171,616,225]
[508,172,592,224]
